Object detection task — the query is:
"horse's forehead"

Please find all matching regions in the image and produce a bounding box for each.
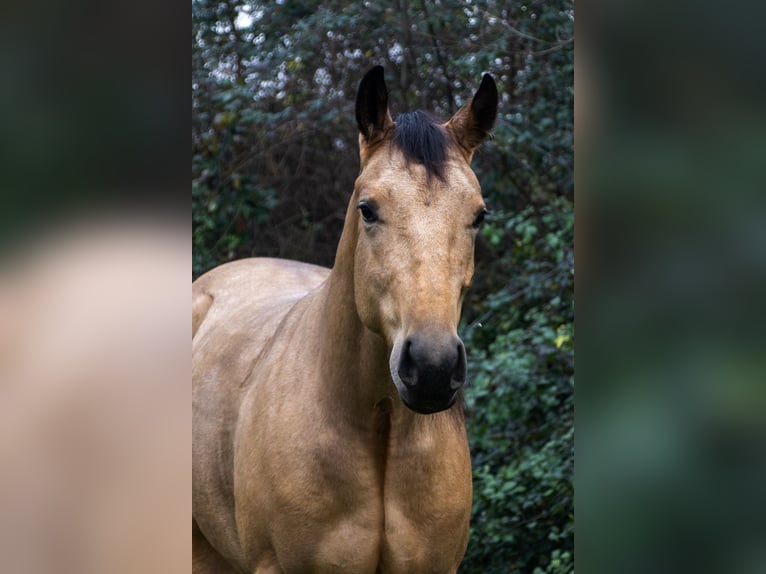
[359,147,480,205]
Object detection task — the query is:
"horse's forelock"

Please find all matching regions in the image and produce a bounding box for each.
[391,111,448,180]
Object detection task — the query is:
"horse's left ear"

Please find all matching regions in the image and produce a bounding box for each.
[356,65,394,146]
[446,74,498,158]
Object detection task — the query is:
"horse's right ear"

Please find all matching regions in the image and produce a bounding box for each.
[446,73,498,160]
[356,66,393,145]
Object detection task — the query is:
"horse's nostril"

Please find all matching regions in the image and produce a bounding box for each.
[451,341,467,389]
[397,338,418,387]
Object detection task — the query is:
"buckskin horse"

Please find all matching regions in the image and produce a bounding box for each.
[193,66,497,573]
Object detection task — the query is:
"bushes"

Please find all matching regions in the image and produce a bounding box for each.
[461,196,574,573]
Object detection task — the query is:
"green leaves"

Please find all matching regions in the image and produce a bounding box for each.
[462,188,573,573]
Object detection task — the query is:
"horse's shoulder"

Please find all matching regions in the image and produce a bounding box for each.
[192,257,332,561]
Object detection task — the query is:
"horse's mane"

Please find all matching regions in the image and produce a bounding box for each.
[392,111,448,180]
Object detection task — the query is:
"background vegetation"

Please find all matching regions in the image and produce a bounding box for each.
[192,1,573,571]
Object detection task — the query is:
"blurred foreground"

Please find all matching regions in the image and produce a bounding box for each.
[0,0,188,569]
[0,219,190,573]
[579,1,766,571]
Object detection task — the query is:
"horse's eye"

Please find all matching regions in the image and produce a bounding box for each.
[472,208,488,229]
[358,202,379,223]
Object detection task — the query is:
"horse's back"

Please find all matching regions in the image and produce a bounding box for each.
[192,257,329,337]
[192,257,329,568]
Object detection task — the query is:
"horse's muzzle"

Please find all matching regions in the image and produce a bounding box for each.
[392,330,466,414]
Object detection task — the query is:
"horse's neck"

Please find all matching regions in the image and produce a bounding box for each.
[310,220,395,416]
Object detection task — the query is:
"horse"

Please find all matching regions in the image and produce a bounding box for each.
[192,65,497,573]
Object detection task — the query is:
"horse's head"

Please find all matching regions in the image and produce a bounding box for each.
[351,66,497,414]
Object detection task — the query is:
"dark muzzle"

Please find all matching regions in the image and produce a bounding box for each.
[396,330,466,414]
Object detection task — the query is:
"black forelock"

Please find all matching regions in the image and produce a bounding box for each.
[391,111,448,179]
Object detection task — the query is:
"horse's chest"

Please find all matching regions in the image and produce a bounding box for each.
[377,439,473,571]
[262,475,469,573]
[240,401,472,573]
[259,431,471,573]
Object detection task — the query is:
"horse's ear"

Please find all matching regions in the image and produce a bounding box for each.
[446,73,498,158]
[356,65,393,145]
